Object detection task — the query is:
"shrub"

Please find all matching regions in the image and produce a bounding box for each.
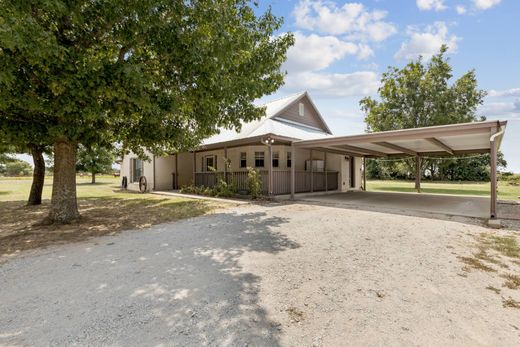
[4,160,32,176]
[246,167,262,199]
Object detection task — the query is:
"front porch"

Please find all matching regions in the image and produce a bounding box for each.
[193,170,339,195]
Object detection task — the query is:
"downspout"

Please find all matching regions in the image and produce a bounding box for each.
[153,154,156,191]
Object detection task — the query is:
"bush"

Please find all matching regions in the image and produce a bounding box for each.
[4,160,32,176]
[500,172,520,186]
[246,167,262,199]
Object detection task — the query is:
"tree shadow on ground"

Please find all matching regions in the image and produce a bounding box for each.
[0,209,298,346]
[0,197,215,256]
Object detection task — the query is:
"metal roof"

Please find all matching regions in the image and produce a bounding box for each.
[293,120,508,157]
[200,91,332,149]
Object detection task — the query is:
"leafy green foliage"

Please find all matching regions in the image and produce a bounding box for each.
[0,0,294,155]
[360,45,486,131]
[76,144,115,176]
[246,167,262,199]
[4,160,32,176]
[360,45,503,182]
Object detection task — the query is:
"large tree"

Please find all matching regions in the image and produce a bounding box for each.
[76,144,115,184]
[360,45,492,181]
[0,0,293,223]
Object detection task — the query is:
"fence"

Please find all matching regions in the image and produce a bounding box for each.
[194,170,338,195]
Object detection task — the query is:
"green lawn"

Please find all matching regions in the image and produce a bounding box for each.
[366,180,520,201]
[0,175,128,201]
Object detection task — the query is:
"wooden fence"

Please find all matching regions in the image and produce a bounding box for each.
[194,170,338,195]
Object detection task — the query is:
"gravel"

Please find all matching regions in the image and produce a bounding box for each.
[1,203,519,346]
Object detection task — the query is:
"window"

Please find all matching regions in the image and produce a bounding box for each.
[299,102,305,116]
[204,155,216,172]
[240,152,247,168]
[305,159,324,172]
[131,158,143,183]
[254,151,265,167]
[287,152,292,168]
[272,151,279,168]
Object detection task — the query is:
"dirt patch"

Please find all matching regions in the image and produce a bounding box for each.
[456,230,520,310]
[0,194,222,258]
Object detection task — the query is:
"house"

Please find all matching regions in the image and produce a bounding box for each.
[120,91,363,195]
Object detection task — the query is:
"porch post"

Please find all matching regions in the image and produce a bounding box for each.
[324,151,328,192]
[363,157,367,191]
[490,129,498,219]
[268,145,273,196]
[291,144,296,200]
[310,149,314,193]
[192,151,196,185]
[224,146,228,183]
[415,155,421,193]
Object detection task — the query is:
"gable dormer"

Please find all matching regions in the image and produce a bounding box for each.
[272,92,332,134]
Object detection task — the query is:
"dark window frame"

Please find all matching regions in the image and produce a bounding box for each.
[254,151,265,168]
[272,151,279,168]
[240,152,247,168]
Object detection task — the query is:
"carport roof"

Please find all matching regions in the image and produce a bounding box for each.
[293,120,507,157]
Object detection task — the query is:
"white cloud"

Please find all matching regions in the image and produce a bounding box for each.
[416,0,447,11]
[478,101,520,118]
[284,71,380,97]
[456,5,467,14]
[473,0,501,10]
[293,0,397,41]
[283,32,374,74]
[394,22,459,61]
[488,88,520,98]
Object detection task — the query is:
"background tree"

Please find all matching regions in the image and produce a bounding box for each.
[359,45,498,182]
[0,0,293,223]
[4,160,33,177]
[76,145,115,184]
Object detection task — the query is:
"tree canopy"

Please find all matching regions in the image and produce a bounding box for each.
[0,0,294,222]
[359,45,502,182]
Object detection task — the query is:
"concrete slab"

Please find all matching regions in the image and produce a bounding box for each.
[299,191,491,219]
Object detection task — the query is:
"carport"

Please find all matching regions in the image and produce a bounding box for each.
[290,120,508,220]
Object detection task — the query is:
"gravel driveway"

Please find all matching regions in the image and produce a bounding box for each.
[1,203,519,346]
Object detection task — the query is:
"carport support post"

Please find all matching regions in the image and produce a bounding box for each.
[490,132,498,219]
[291,144,296,200]
[363,157,367,191]
[415,155,421,193]
[324,151,328,192]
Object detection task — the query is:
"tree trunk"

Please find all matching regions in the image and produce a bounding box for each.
[91,172,96,184]
[27,146,45,206]
[47,139,80,223]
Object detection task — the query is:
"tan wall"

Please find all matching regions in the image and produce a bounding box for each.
[120,150,154,192]
[121,145,361,192]
[155,155,175,190]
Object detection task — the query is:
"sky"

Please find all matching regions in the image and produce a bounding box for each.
[255,0,520,172]
[14,0,520,172]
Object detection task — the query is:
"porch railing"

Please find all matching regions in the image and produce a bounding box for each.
[194,170,338,195]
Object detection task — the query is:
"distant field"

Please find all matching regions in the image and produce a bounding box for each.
[366,180,520,201]
[0,175,122,201]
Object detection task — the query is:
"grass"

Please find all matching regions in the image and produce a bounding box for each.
[366,180,520,201]
[0,176,226,257]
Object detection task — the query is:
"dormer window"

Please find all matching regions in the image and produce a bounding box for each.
[299,102,304,116]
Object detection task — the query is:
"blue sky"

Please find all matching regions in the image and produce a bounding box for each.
[257,0,520,172]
